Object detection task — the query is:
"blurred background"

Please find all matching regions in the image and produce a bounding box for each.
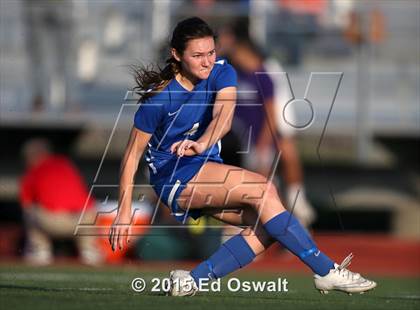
[0,0,419,275]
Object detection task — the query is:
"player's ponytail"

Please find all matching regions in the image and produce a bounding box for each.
[132,17,215,102]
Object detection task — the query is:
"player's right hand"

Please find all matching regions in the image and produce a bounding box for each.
[170,140,206,157]
[108,211,132,252]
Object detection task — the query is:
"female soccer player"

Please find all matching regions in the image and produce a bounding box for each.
[109,17,376,296]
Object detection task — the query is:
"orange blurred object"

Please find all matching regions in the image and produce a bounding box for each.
[279,0,326,16]
[95,211,151,263]
[370,8,386,44]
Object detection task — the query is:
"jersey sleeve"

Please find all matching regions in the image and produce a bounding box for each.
[214,62,238,91]
[134,98,164,134]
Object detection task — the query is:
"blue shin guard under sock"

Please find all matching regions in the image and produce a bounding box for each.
[264,211,334,276]
[190,234,256,285]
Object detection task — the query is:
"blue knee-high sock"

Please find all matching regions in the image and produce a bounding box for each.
[190,234,256,285]
[264,211,334,276]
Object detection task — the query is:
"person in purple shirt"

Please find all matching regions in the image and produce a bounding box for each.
[222,35,316,228]
[234,59,274,146]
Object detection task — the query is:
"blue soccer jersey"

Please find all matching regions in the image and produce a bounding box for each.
[133,59,237,222]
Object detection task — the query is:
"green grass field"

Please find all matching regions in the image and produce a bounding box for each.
[1,265,419,310]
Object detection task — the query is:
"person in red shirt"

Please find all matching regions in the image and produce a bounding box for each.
[20,138,102,265]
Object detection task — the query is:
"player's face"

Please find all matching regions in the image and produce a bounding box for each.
[174,36,216,81]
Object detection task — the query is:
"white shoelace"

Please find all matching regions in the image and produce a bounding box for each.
[335,253,362,281]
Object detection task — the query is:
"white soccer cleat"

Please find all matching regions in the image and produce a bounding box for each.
[314,253,377,295]
[168,270,198,297]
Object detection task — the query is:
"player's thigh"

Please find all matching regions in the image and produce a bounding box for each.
[203,207,275,255]
[178,162,283,213]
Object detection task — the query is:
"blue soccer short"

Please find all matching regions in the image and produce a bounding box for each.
[149,154,223,223]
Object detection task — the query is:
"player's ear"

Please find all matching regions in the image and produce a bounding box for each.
[171,48,182,62]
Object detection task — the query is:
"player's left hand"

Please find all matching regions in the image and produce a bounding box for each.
[109,210,132,252]
[170,140,206,157]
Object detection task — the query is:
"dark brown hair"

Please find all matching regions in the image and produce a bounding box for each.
[132,17,216,102]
